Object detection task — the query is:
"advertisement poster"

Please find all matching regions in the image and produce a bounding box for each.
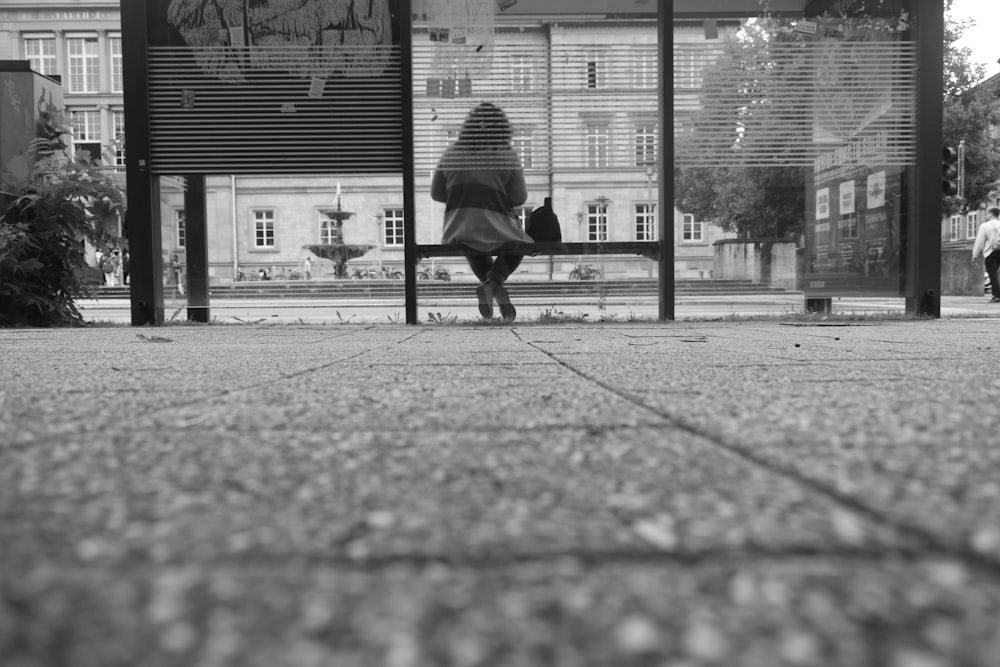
[804,134,903,296]
[816,187,830,220]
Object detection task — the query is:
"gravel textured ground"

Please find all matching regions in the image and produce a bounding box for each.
[2,320,1000,666]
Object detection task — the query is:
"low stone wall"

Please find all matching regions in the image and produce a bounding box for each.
[713,239,798,290]
[942,245,985,296]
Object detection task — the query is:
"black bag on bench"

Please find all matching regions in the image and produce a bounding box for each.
[525,197,562,243]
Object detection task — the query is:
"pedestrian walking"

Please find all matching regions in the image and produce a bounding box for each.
[112,250,123,286]
[430,101,530,321]
[170,254,184,295]
[121,250,130,285]
[972,206,1000,302]
[101,249,116,287]
[303,256,312,280]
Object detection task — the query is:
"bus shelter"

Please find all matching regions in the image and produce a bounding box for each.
[120,0,943,325]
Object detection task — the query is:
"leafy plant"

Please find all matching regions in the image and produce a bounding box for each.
[426,311,456,324]
[0,109,123,327]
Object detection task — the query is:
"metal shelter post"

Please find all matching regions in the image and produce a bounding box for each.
[184,174,210,323]
[121,0,163,325]
[909,0,943,318]
[400,0,419,325]
[659,0,675,321]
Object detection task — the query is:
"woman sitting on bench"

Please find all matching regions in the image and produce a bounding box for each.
[431,101,531,321]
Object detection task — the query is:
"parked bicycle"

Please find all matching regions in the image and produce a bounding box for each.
[568,263,602,280]
[269,266,303,281]
[417,263,451,281]
[351,265,403,280]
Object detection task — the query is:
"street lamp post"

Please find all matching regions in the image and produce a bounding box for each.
[595,194,609,279]
[374,212,384,269]
[645,163,656,239]
[645,164,657,278]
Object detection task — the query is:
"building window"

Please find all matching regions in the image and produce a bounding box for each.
[253,209,276,248]
[111,110,126,166]
[585,51,607,89]
[634,123,657,167]
[967,212,979,239]
[633,48,657,88]
[587,202,608,241]
[318,214,343,246]
[682,213,703,242]
[511,54,534,93]
[586,125,609,168]
[383,208,404,246]
[23,36,57,75]
[426,75,471,98]
[109,35,123,93]
[949,215,961,241]
[674,46,706,89]
[635,203,656,241]
[67,37,101,93]
[72,110,102,162]
[513,129,533,169]
[174,209,186,248]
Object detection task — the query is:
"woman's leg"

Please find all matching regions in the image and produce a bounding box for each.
[489,254,522,321]
[466,254,493,283]
[487,254,522,283]
[466,253,495,318]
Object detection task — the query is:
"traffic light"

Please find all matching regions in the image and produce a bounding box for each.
[943,145,960,196]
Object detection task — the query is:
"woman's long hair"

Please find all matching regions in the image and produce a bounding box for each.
[454,102,512,150]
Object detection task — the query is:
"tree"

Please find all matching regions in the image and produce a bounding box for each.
[0,110,123,326]
[943,0,985,100]
[676,2,998,234]
[674,19,807,240]
[943,0,1000,213]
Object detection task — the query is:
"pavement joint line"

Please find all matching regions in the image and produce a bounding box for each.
[512,328,1000,578]
[0,421,681,453]
[27,546,952,575]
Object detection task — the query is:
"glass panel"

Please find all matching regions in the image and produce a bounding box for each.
[413,0,662,311]
[674,5,919,298]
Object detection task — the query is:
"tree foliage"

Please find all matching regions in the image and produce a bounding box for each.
[943,0,1000,213]
[943,0,985,100]
[676,1,1000,233]
[0,110,124,327]
[674,19,807,240]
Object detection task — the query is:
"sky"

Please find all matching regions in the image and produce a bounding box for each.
[950,0,1000,80]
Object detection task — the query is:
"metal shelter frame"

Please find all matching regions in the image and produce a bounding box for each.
[120,0,943,326]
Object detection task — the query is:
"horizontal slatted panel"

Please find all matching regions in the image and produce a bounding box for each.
[674,40,919,167]
[413,30,917,172]
[413,36,659,174]
[147,46,402,175]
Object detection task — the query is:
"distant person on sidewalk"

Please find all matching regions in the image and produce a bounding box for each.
[112,249,123,286]
[431,101,530,321]
[303,256,312,280]
[101,249,116,287]
[972,206,1000,302]
[170,254,184,295]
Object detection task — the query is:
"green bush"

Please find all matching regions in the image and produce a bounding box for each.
[0,111,123,327]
